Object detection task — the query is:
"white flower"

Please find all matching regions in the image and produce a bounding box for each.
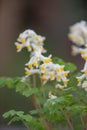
[15,42,23,52]
[15,29,70,90]
[49,91,57,99]
[77,61,87,86]
[26,55,39,69]
[68,21,87,46]
[82,81,87,91]
[26,50,52,69]
[71,45,81,56]
[80,48,87,61]
[40,62,55,84]
[25,67,40,77]
[18,29,36,41]
[55,84,65,90]
[15,29,46,53]
[48,92,57,105]
[68,21,87,89]
[70,46,87,60]
[40,62,69,88]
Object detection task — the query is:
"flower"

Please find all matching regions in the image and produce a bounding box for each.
[71,45,81,56]
[71,46,87,60]
[68,21,87,46]
[80,48,87,61]
[49,91,57,99]
[15,29,46,53]
[55,84,65,90]
[25,49,52,69]
[77,61,87,86]
[68,21,87,89]
[25,67,40,77]
[48,92,57,105]
[40,62,69,88]
[68,21,87,60]
[82,81,87,91]
[15,29,70,90]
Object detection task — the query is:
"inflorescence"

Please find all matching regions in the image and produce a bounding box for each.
[15,29,69,90]
[68,21,87,91]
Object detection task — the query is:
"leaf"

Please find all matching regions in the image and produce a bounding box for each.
[3,110,45,130]
[53,57,77,72]
[3,110,32,124]
[0,77,15,88]
[3,110,24,118]
[68,72,81,87]
[0,77,26,89]
[22,87,39,97]
[65,62,77,72]
[0,77,6,87]
[44,95,71,108]
[8,116,20,125]
[30,109,44,115]
[0,77,33,96]
[53,57,65,65]
[15,81,28,92]
[67,105,87,113]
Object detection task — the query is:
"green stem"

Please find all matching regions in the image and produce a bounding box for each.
[22,120,30,130]
[80,115,84,129]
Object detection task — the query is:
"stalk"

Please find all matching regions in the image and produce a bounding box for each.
[30,74,53,130]
[66,113,74,130]
[82,114,87,130]
[22,121,30,130]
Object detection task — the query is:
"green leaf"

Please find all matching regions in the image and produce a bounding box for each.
[3,110,45,130]
[68,72,81,87]
[30,108,44,115]
[8,116,20,125]
[0,77,26,89]
[3,110,32,124]
[53,57,65,65]
[0,77,33,96]
[3,110,24,118]
[44,94,72,109]
[0,77,7,87]
[53,57,77,72]
[65,62,77,72]
[15,81,28,92]
[0,77,15,88]
[22,87,39,97]
[67,105,87,113]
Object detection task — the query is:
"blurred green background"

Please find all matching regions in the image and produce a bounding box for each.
[0,0,87,126]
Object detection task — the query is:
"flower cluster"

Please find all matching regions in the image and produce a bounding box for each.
[40,62,69,89]
[68,21,87,91]
[15,29,69,89]
[68,21,87,46]
[15,29,46,53]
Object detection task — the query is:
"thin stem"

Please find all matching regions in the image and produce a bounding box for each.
[22,120,30,130]
[80,115,85,130]
[32,74,37,88]
[60,107,74,130]
[82,114,87,130]
[31,94,53,130]
[66,113,74,130]
[30,74,53,130]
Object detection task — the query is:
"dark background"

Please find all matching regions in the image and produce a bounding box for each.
[0,0,87,126]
